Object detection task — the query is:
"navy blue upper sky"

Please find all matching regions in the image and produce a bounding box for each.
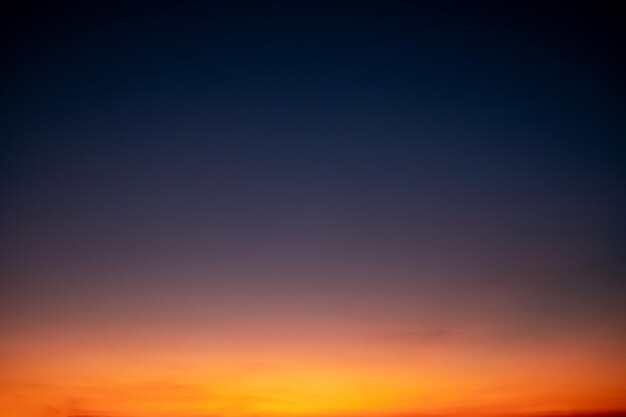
[2,2,625,344]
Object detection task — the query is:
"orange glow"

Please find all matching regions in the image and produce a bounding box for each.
[2,320,626,417]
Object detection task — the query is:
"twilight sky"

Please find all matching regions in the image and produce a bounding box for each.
[2,2,626,417]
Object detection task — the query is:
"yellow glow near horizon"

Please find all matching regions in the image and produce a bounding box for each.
[2,336,626,417]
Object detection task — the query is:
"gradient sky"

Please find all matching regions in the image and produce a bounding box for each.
[2,2,626,417]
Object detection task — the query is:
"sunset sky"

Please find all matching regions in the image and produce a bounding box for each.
[2,2,625,417]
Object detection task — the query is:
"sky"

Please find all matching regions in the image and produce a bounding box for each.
[1,2,626,417]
